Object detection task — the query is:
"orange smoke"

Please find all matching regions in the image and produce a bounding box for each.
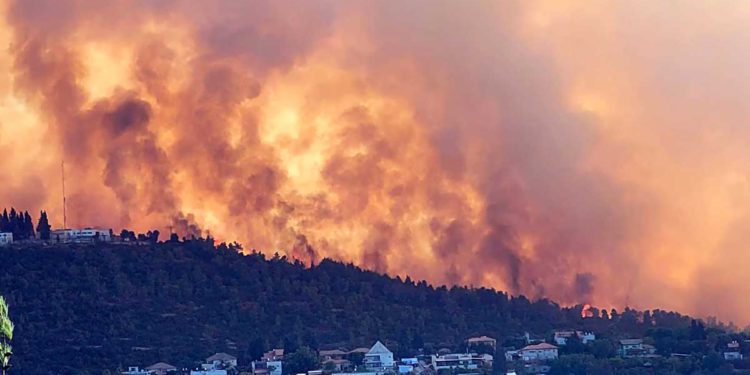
[1,0,750,324]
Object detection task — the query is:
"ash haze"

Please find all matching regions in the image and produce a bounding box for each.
[0,0,749,323]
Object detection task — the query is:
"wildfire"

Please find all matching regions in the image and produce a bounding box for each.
[581,304,594,319]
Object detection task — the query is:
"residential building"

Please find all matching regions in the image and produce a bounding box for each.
[253,360,282,375]
[519,343,558,362]
[400,358,419,366]
[206,353,238,369]
[123,367,151,375]
[466,336,497,350]
[51,228,112,243]
[619,339,644,358]
[320,349,348,361]
[349,347,371,355]
[263,348,285,361]
[145,363,177,375]
[323,359,352,373]
[364,341,394,373]
[724,341,743,361]
[553,330,596,346]
[0,232,12,246]
[190,370,227,375]
[431,353,492,371]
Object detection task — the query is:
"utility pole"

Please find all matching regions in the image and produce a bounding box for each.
[61,161,67,230]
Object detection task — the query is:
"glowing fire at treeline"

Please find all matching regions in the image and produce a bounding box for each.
[1,0,750,323]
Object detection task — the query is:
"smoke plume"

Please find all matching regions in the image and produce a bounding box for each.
[1,0,750,323]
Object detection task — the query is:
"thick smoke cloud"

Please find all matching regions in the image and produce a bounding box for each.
[1,0,750,323]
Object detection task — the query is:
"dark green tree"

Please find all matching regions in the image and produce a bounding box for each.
[23,212,34,240]
[36,211,51,240]
[283,347,320,375]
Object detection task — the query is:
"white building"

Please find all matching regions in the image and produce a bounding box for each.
[253,360,282,375]
[519,343,558,362]
[553,330,596,345]
[619,339,644,358]
[206,353,238,369]
[431,353,492,371]
[145,363,177,375]
[263,348,285,361]
[123,367,152,375]
[0,232,12,246]
[190,370,227,375]
[51,228,112,243]
[364,341,394,372]
[724,341,743,361]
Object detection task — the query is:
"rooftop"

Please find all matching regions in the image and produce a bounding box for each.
[146,362,177,371]
[467,335,496,342]
[521,343,558,351]
[207,352,237,362]
[620,339,643,345]
[367,341,392,355]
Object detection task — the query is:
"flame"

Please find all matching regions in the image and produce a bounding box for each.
[581,304,593,319]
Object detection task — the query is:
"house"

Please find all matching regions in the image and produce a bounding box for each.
[519,343,558,362]
[0,232,12,246]
[504,350,519,362]
[364,341,394,372]
[145,362,177,375]
[206,353,238,369]
[724,341,743,361]
[320,349,348,361]
[51,228,112,243]
[123,367,151,375]
[252,360,283,375]
[263,348,285,361]
[431,353,492,371]
[349,347,371,354]
[619,339,644,358]
[553,331,574,346]
[466,336,497,350]
[553,330,596,345]
[322,358,352,373]
[190,370,227,375]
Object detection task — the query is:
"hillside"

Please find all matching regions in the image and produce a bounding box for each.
[0,240,738,374]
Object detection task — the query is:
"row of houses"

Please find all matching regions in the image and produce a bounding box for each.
[123,338,499,375]
[124,352,238,375]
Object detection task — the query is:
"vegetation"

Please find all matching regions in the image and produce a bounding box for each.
[0,296,13,375]
[0,208,35,240]
[0,240,747,374]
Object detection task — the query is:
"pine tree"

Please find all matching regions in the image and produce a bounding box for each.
[8,209,19,239]
[36,211,51,240]
[23,211,34,239]
[0,210,7,233]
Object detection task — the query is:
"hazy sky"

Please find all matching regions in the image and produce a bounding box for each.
[1,0,750,324]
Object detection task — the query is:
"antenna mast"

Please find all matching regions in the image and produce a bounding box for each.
[61,161,67,230]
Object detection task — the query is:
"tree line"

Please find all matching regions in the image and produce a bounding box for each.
[1,238,737,375]
[0,208,51,241]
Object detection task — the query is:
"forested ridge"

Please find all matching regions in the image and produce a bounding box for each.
[0,240,739,374]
